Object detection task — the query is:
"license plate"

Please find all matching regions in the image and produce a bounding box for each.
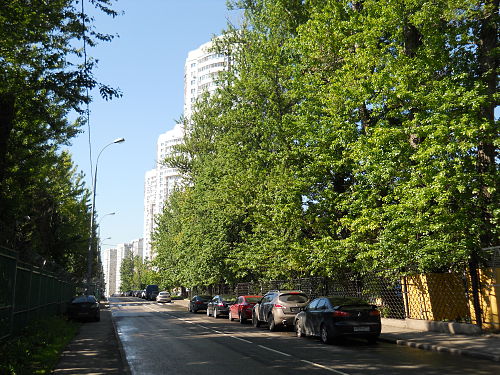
[354,326,370,332]
[290,307,299,313]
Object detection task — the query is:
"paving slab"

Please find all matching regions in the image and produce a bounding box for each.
[53,303,129,375]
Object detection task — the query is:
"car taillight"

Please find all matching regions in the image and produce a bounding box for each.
[274,304,284,309]
[218,303,225,307]
[369,310,380,316]
[332,310,351,317]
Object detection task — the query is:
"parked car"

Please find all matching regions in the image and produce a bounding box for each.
[67,295,100,322]
[207,295,236,318]
[156,291,172,303]
[294,296,381,344]
[229,295,262,323]
[145,284,159,300]
[252,290,309,331]
[188,295,212,313]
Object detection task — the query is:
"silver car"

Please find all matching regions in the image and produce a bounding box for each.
[156,291,172,303]
[252,290,309,331]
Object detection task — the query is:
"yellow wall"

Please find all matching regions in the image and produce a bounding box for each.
[476,268,500,331]
[403,269,500,331]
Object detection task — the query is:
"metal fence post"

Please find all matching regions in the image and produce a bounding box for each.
[9,251,19,337]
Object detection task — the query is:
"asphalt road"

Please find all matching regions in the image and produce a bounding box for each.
[109,297,499,375]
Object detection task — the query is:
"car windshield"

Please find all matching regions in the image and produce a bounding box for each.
[198,296,211,301]
[72,296,96,303]
[279,293,308,303]
[244,297,261,303]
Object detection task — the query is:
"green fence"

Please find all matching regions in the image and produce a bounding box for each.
[0,246,76,341]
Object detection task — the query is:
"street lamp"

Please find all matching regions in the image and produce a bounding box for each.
[86,138,125,294]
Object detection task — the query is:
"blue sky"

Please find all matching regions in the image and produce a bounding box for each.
[68,0,241,250]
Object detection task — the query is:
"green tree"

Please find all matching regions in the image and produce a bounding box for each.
[0,1,121,278]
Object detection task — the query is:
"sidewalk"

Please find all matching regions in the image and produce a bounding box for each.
[53,302,129,374]
[379,320,500,362]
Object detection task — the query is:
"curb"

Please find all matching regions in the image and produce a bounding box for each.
[107,304,132,375]
[378,336,500,363]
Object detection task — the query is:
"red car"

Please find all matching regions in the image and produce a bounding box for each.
[229,295,262,323]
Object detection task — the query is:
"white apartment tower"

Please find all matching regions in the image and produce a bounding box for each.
[184,39,228,121]
[143,123,184,260]
[103,248,117,297]
[115,242,132,293]
[143,38,228,260]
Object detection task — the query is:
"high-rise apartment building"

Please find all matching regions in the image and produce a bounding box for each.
[184,39,228,120]
[143,38,228,260]
[102,248,117,297]
[143,123,184,260]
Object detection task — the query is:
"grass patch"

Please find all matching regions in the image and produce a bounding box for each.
[0,315,79,374]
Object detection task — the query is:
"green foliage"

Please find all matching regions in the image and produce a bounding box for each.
[0,316,79,374]
[0,1,120,280]
[120,254,151,291]
[153,0,498,285]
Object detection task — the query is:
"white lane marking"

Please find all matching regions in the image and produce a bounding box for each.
[230,335,253,344]
[301,360,350,375]
[258,345,292,357]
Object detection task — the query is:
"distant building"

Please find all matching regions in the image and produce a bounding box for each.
[102,239,142,296]
[102,248,117,297]
[115,243,132,292]
[143,123,184,260]
[143,38,229,260]
[131,238,144,259]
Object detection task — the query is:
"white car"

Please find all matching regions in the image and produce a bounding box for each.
[156,291,172,303]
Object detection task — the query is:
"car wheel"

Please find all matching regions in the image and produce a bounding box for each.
[252,312,261,328]
[320,324,333,344]
[213,308,218,319]
[239,313,246,324]
[268,313,276,332]
[295,320,305,338]
[95,315,100,322]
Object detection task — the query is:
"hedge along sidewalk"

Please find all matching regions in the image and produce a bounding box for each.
[53,303,129,374]
[0,316,78,374]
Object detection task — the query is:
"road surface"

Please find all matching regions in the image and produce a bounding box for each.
[109,297,499,375]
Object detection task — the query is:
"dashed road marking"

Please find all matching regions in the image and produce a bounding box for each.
[258,345,291,357]
[301,360,350,375]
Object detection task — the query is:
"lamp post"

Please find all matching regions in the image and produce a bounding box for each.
[86,138,125,295]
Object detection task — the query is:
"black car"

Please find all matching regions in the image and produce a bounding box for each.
[67,295,100,322]
[294,296,381,344]
[206,295,236,318]
[188,295,212,313]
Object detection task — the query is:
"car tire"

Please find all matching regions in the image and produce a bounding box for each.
[268,313,276,332]
[95,315,100,322]
[252,312,261,328]
[239,313,246,324]
[320,324,333,344]
[295,320,305,338]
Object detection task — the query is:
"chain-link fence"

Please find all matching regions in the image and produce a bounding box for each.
[0,246,76,341]
[189,265,498,327]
